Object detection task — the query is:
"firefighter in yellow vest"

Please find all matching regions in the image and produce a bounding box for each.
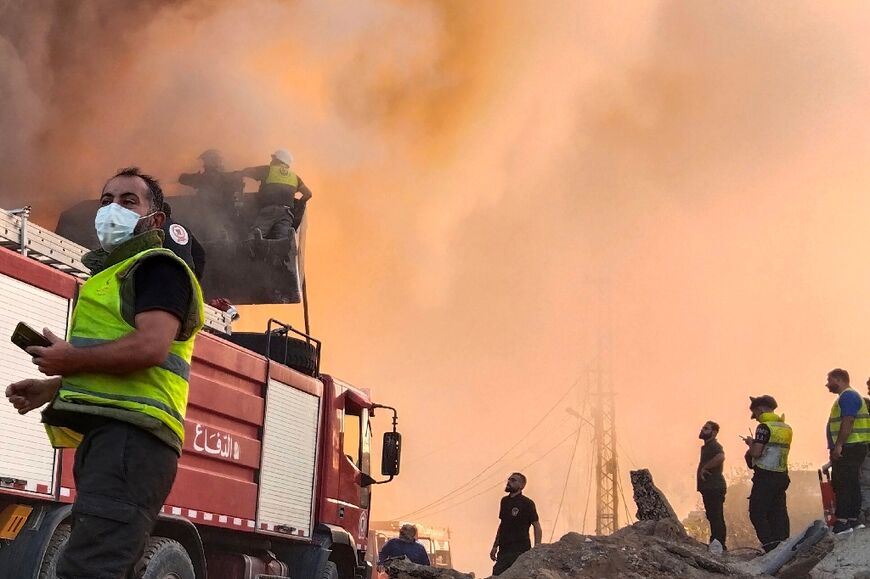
[825,368,870,534]
[242,148,313,259]
[742,394,792,552]
[5,167,203,578]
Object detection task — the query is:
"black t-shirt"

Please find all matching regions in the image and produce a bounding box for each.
[134,256,192,325]
[697,439,726,491]
[497,494,538,552]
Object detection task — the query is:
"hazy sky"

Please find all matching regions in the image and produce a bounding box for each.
[5,1,870,574]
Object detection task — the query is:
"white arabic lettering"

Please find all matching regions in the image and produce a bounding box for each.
[193,423,205,452]
[192,423,240,461]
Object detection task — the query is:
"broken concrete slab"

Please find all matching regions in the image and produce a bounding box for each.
[384,558,475,579]
[630,468,680,523]
[810,527,870,578]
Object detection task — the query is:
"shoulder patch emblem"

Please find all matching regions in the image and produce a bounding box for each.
[169,223,189,246]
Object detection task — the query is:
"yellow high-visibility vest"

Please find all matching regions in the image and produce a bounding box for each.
[45,247,203,448]
[265,164,299,188]
[828,389,870,445]
[753,412,792,472]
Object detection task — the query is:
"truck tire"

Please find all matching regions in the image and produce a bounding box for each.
[226,332,318,377]
[38,523,70,579]
[284,338,318,376]
[138,537,194,579]
[320,561,339,579]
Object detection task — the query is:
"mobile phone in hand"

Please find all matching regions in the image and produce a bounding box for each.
[11,322,52,352]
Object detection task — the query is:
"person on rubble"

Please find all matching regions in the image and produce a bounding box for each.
[162,201,206,280]
[5,167,204,578]
[178,149,243,209]
[241,148,313,251]
[489,472,542,575]
[824,368,870,534]
[860,377,870,523]
[742,395,792,551]
[697,420,727,551]
[377,523,430,569]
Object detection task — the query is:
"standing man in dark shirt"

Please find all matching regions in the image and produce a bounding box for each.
[6,167,203,578]
[489,472,542,576]
[697,421,727,550]
[742,395,792,552]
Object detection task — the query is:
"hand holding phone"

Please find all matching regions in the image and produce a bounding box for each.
[11,322,52,352]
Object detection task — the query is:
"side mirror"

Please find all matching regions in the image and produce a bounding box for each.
[381,431,402,476]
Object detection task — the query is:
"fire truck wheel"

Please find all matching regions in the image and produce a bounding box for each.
[38,523,71,579]
[138,537,194,579]
[320,560,339,579]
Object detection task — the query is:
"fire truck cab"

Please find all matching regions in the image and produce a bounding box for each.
[0,208,401,579]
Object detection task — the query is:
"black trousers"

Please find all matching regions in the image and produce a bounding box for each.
[57,420,178,579]
[492,548,527,575]
[832,443,869,520]
[749,469,790,552]
[700,488,727,548]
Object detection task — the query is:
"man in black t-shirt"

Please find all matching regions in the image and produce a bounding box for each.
[490,472,542,575]
[697,421,727,550]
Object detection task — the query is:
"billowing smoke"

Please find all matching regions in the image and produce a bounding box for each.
[4,0,870,574]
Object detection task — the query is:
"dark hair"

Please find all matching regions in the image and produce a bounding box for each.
[749,395,778,411]
[828,368,850,384]
[108,167,164,213]
[706,421,720,433]
[162,200,172,218]
[510,472,527,486]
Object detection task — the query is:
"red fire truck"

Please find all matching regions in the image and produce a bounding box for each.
[0,208,401,578]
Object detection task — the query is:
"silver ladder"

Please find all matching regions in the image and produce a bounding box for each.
[0,207,233,334]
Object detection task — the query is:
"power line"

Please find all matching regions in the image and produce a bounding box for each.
[580,441,595,533]
[394,416,578,520]
[395,378,582,520]
[548,426,584,541]
[617,475,633,525]
[408,427,581,520]
[549,380,590,541]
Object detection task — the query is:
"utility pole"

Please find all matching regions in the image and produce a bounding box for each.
[591,282,618,535]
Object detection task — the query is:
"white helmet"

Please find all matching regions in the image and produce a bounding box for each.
[271,149,293,165]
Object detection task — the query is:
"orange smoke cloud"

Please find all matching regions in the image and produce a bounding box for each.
[5,1,870,574]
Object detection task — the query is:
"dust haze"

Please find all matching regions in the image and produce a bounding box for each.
[4,0,870,574]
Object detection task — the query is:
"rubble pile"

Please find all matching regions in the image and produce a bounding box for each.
[496,519,754,579]
[384,558,475,579]
[391,468,870,578]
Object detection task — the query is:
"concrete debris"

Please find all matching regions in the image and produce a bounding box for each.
[736,520,830,577]
[630,468,680,523]
[396,469,870,578]
[810,527,870,578]
[492,519,755,578]
[385,557,475,579]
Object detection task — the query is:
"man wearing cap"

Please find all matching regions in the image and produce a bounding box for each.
[242,149,313,245]
[825,368,870,534]
[742,395,792,551]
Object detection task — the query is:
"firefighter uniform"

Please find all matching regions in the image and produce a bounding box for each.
[748,412,792,552]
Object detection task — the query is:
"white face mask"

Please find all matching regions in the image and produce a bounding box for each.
[94,203,155,252]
